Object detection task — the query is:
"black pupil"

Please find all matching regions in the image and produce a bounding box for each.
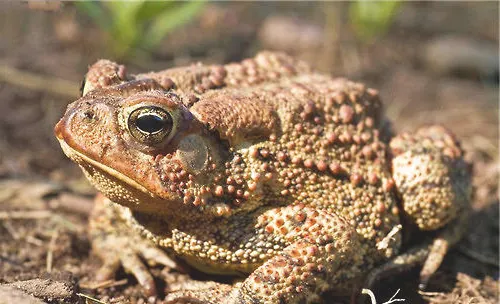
[136,113,167,134]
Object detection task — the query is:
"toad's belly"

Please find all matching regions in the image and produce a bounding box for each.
[181,254,261,276]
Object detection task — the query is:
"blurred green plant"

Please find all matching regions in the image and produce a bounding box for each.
[349,1,402,41]
[76,1,205,59]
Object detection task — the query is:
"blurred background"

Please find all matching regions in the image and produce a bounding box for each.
[0,2,498,303]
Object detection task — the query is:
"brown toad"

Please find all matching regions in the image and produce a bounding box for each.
[54,52,471,303]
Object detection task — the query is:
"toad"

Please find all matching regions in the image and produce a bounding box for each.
[54,52,471,303]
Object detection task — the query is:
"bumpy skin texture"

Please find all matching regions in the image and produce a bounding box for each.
[54,52,472,303]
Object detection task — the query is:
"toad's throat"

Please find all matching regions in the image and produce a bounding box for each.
[57,139,159,200]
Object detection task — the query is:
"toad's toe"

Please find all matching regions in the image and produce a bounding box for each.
[120,248,157,296]
[139,244,177,268]
[92,234,178,296]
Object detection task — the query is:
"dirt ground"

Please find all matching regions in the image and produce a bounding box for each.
[0,2,498,304]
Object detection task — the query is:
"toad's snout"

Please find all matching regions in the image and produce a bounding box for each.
[55,101,119,161]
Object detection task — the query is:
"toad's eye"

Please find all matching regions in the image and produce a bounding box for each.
[128,106,173,145]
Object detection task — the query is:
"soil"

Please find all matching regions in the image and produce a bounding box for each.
[0,2,498,304]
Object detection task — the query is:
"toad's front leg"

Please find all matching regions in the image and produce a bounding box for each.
[89,194,177,296]
[166,205,363,304]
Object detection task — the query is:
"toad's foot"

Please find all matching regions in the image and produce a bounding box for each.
[359,213,466,301]
[418,212,468,289]
[90,194,177,296]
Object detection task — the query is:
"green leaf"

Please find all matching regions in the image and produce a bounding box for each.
[75,1,110,30]
[105,1,147,57]
[105,1,145,34]
[350,0,402,40]
[136,1,177,22]
[76,0,205,59]
[144,1,205,49]
[104,1,145,21]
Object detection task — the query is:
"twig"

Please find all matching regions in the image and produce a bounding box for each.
[377,224,402,250]
[76,293,108,304]
[79,279,128,290]
[418,291,442,296]
[50,214,81,232]
[384,289,405,303]
[26,236,44,246]
[362,288,377,304]
[0,210,52,220]
[2,221,20,240]
[361,288,406,304]
[0,64,80,98]
[46,230,59,273]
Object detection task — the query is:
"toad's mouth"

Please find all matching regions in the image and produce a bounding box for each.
[57,139,159,200]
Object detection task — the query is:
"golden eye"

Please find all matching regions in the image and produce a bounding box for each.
[128,106,173,145]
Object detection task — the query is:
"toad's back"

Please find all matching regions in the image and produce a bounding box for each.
[188,71,401,257]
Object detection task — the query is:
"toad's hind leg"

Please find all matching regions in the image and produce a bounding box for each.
[388,125,472,288]
[89,194,177,296]
[237,205,363,303]
[361,212,467,296]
